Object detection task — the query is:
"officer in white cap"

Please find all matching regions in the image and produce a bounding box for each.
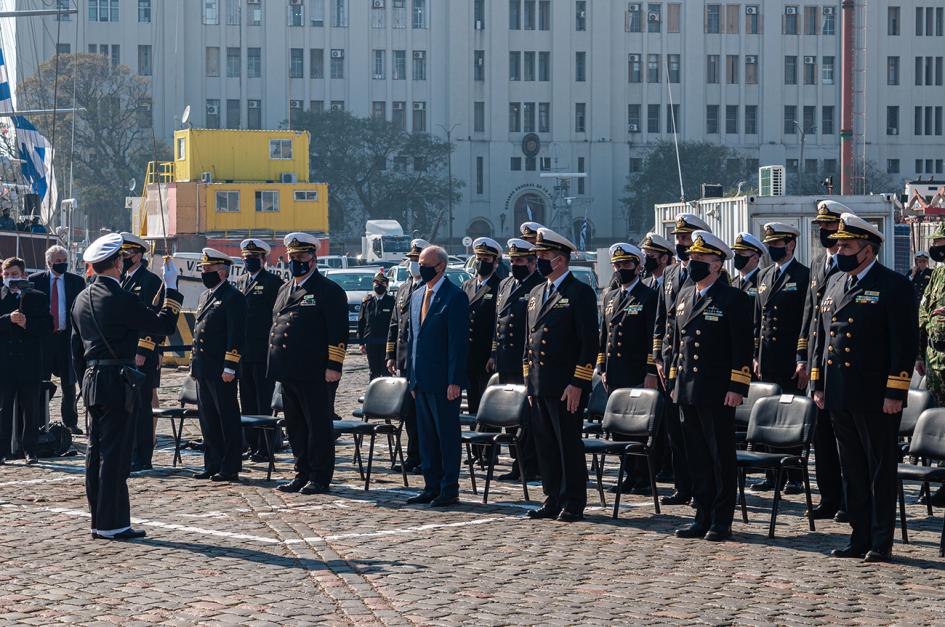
[730,232,767,298]
[812,213,917,562]
[270,232,349,495]
[523,228,599,522]
[464,237,503,422]
[520,222,544,244]
[238,238,285,462]
[71,233,182,540]
[911,249,932,307]
[668,230,753,542]
[118,232,166,472]
[640,232,675,291]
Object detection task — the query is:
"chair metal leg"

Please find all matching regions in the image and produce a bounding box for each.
[364,433,376,491]
[352,434,365,480]
[172,417,183,467]
[925,481,934,517]
[394,426,408,487]
[384,418,397,466]
[465,442,478,494]
[898,480,909,544]
[483,443,496,504]
[512,439,529,502]
[645,450,660,514]
[768,467,784,539]
[738,468,749,523]
[939,507,945,557]
[263,429,274,481]
[590,453,598,473]
[613,455,625,520]
[596,454,607,507]
[802,464,815,531]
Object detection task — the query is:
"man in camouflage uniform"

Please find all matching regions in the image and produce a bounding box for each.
[917,225,945,507]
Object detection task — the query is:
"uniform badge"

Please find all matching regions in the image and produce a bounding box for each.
[301,294,317,306]
[758,284,768,293]
[625,304,643,315]
[704,306,724,322]
[784,282,797,292]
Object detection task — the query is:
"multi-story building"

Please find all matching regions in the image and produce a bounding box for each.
[6,0,945,243]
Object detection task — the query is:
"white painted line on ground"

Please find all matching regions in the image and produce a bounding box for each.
[299,516,502,544]
[0,475,82,487]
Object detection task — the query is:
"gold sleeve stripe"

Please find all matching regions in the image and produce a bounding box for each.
[653,339,663,350]
[596,353,606,365]
[797,338,809,349]
[224,350,241,363]
[731,369,751,385]
[138,338,156,351]
[523,364,529,378]
[385,342,395,352]
[573,369,594,381]
[165,300,182,314]
[492,341,498,351]
[328,346,347,362]
[646,355,655,365]
[668,367,677,378]
[886,377,910,390]
[810,368,821,381]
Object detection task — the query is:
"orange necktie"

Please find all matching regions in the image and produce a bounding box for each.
[420,288,433,323]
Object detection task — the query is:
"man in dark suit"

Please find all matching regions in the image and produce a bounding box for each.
[238,238,284,462]
[668,231,753,542]
[464,237,503,415]
[270,233,349,495]
[797,200,846,521]
[119,232,166,471]
[0,257,52,464]
[812,213,918,563]
[385,238,429,473]
[404,245,469,506]
[359,271,395,380]
[489,238,543,481]
[524,228,599,522]
[71,234,182,539]
[191,248,246,482]
[30,245,85,434]
[730,232,766,302]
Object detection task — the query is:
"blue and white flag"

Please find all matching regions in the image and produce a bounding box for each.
[579,217,589,251]
[525,202,533,221]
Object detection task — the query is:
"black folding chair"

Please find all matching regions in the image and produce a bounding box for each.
[735,382,782,445]
[910,370,926,390]
[152,377,200,467]
[460,384,530,503]
[897,408,945,556]
[737,394,817,538]
[333,377,410,490]
[582,376,608,438]
[581,388,664,518]
[240,383,284,481]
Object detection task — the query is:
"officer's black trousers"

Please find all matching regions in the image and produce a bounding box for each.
[830,409,901,554]
[0,383,41,458]
[813,406,844,511]
[365,344,387,380]
[195,377,243,476]
[239,361,277,456]
[85,402,134,533]
[282,378,335,485]
[680,404,737,532]
[531,395,588,514]
[130,382,156,468]
[44,331,78,428]
[664,400,692,497]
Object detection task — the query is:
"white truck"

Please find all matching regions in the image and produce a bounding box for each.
[361,219,412,263]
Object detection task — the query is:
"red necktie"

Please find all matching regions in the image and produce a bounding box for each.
[51,277,60,330]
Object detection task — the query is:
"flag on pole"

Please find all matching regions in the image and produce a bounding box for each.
[579,217,589,251]
[525,202,533,221]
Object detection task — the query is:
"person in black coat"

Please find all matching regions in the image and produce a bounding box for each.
[119,232,166,471]
[911,251,932,308]
[463,237,503,416]
[237,238,284,462]
[191,248,246,482]
[729,232,766,302]
[488,238,543,481]
[359,271,395,380]
[0,257,52,464]
[812,214,918,563]
[667,231,753,542]
[269,233,349,495]
[71,234,182,539]
[29,245,85,434]
[523,228,599,522]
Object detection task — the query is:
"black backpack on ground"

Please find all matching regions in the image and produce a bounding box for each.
[32,422,73,458]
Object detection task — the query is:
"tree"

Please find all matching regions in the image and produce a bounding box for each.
[622,141,753,235]
[292,110,462,240]
[14,54,167,231]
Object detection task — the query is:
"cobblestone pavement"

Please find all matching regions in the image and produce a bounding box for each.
[2,351,945,624]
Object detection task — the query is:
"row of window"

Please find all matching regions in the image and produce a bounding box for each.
[202,47,347,79]
[215,189,320,215]
[509,51,553,82]
[886,106,945,137]
[887,6,945,36]
[886,56,945,86]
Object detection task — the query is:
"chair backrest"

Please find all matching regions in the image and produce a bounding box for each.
[735,382,782,430]
[601,388,663,440]
[270,382,285,414]
[586,378,608,420]
[910,369,924,390]
[900,389,933,438]
[746,394,817,450]
[909,408,945,460]
[179,377,199,406]
[361,377,409,420]
[487,373,500,388]
[475,384,528,429]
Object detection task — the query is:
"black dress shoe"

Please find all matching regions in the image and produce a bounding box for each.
[250,453,272,463]
[863,550,892,563]
[526,506,561,520]
[783,481,803,495]
[807,504,839,520]
[704,529,732,542]
[93,528,147,540]
[0,457,6,465]
[655,471,674,483]
[300,481,329,495]
[556,510,584,523]
[406,492,438,504]
[834,510,850,523]
[749,479,773,492]
[497,471,521,482]
[25,455,38,465]
[829,545,866,558]
[918,487,945,507]
[68,426,83,436]
[130,463,153,472]
[193,471,214,480]
[276,477,307,493]
[211,473,239,482]
[608,482,634,494]
[430,495,459,507]
[675,523,709,539]
[660,491,691,506]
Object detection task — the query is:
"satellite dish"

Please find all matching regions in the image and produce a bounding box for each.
[128,178,137,192]
[181,105,191,126]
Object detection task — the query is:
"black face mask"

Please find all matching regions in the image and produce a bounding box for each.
[475,259,495,277]
[511,264,531,282]
[373,284,386,295]
[836,248,863,273]
[289,259,310,277]
[536,258,554,277]
[819,229,836,248]
[733,255,751,271]
[51,262,68,275]
[122,256,135,272]
[617,267,637,285]
[930,246,945,263]
[419,264,439,284]
[675,244,690,262]
[644,256,659,273]
[201,271,222,289]
[688,260,712,282]
[243,256,262,273]
[768,246,788,262]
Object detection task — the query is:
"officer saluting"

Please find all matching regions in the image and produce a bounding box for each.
[238,239,284,463]
[812,213,917,563]
[523,228,599,522]
[668,231,753,542]
[270,232,348,495]
[464,237,503,415]
[489,238,543,481]
[191,248,246,482]
[358,271,395,379]
[71,234,182,539]
[730,232,767,300]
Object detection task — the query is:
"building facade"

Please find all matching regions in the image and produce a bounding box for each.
[6,0,945,243]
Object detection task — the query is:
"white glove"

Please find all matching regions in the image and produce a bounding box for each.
[161,256,179,290]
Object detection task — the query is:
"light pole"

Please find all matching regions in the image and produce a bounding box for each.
[437,123,460,250]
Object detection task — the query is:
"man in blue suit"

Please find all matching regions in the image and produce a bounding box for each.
[404,245,469,506]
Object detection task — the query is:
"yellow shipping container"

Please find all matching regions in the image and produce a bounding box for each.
[173,128,310,184]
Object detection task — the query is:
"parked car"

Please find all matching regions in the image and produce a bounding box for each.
[325,268,380,340]
[569,265,601,296]
[386,263,471,290]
